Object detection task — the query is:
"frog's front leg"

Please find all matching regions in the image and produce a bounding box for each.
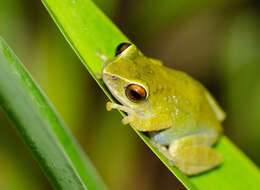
[168,133,222,176]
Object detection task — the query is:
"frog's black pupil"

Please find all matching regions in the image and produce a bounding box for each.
[130,90,142,100]
[115,42,131,56]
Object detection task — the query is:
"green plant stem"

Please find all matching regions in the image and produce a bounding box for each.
[0,37,108,190]
[40,0,260,189]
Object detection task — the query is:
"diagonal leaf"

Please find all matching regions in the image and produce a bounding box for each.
[40,0,260,189]
[0,37,108,190]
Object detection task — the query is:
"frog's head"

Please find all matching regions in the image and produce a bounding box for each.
[102,43,147,107]
[102,43,174,131]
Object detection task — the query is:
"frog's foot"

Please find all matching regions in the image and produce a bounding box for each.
[168,134,222,176]
[121,115,135,125]
[151,141,173,164]
[106,102,135,125]
[96,52,107,61]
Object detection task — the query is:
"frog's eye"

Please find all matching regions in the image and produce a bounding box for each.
[115,42,131,56]
[125,84,147,102]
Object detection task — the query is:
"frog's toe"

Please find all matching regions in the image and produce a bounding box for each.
[106,102,113,111]
[106,102,135,116]
[122,115,134,125]
[151,141,173,163]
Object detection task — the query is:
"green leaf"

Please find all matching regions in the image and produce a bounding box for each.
[40,0,260,189]
[0,37,108,190]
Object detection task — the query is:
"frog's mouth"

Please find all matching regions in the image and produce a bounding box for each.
[106,102,135,125]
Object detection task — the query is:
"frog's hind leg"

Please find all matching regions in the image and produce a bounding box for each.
[168,133,222,176]
[151,141,173,164]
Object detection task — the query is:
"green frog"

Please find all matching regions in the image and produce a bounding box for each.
[101,43,225,175]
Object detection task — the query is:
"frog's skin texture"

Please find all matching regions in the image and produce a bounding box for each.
[102,43,225,176]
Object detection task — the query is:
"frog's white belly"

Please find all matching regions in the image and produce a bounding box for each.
[149,120,217,146]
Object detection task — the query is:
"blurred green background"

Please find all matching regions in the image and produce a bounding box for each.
[0,0,260,189]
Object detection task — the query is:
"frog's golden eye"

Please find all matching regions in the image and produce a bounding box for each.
[115,42,131,56]
[125,84,147,102]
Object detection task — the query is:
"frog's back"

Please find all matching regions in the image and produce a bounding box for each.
[148,65,223,145]
[160,66,222,134]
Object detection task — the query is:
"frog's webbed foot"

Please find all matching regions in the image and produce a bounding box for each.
[106,102,135,125]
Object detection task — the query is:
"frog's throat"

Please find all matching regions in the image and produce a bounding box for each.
[106,102,135,125]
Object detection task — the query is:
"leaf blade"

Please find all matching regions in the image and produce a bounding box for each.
[0,37,108,190]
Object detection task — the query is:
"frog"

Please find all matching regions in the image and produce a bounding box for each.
[101,42,226,176]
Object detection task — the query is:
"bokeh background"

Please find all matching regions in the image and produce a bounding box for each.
[0,0,260,189]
